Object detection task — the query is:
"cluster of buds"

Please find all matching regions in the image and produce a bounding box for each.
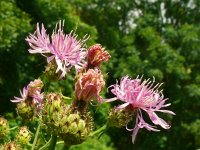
[59,111,93,146]
[42,93,93,145]
[16,126,31,146]
[73,44,110,114]
[11,79,43,120]
[0,117,9,139]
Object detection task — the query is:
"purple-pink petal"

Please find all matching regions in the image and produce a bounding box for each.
[26,21,88,78]
[108,75,175,144]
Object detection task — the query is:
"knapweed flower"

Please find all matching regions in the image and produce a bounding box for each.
[87,44,111,68]
[26,21,88,78]
[11,79,44,111]
[107,76,175,143]
[75,69,105,102]
[11,87,28,103]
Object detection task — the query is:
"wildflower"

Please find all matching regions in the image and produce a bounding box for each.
[26,21,88,78]
[108,76,175,143]
[11,87,28,103]
[87,44,111,68]
[75,69,105,102]
[11,79,44,112]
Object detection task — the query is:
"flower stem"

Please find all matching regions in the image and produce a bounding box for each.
[39,136,52,150]
[10,126,18,131]
[48,133,57,150]
[89,124,107,137]
[31,121,41,150]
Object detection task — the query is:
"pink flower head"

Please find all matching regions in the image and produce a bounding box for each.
[75,69,105,102]
[11,79,44,111]
[87,44,111,68]
[26,21,88,78]
[11,87,28,103]
[107,76,175,143]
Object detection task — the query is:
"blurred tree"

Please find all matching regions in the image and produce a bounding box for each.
[69,0,200,149]
[0,0,37,113]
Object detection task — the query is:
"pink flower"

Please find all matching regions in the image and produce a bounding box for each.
[87,44,111,68]
[75,69,105,102]
[11,87,28,103]
[107,76,175,143]
[26,21,88,78]
[11,79,44,111]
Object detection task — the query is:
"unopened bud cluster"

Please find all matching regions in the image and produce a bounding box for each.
[16,126,31,146]
[42,93,93,145]
[0,117,9,139]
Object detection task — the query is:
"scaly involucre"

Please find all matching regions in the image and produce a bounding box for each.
[108,76,175,143]
[26,21,88,78]
[75,69,105,102]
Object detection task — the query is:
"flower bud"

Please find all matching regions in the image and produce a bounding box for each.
[75,69,105,103]
[27,79,43,97]
[0,117,9,139]
[16,126,31,146]
[2,141,21,150]
[59,111,93,146]
[108,106,134,128]
[87,44,111,68]
[16,102,34,120]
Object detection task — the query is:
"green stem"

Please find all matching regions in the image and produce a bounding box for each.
[31,121,41,150]
[10,126,18,131]
[89,124,107,137]
[38,136,52,150]
[48,133,57,150]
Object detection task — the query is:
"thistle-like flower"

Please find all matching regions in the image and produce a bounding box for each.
[11,79,44,112]
[87,44,111,68]
[107,76,175,143]
[11,87,28,103]
[26,21,88,78]
[75,69,105,102]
